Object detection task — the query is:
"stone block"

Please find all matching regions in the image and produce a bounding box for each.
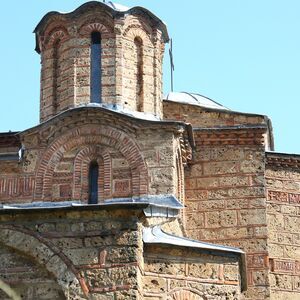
[188,163,203,177]
[169,278,187,290]
[205,211,220,228]
[195,177,219,189]
[240,159,264,173]
[270,274,293,290]
[64,248,98,265]
[203,161,239,175]
[106,246,137,264]
[269,243,285,257]
[239,209,266,226]
[224,264,239,281]
[284,246,300,260]
[188,262,219,279]
[143,276,167,293]
[219,175,249,187]
[52,237,83,249]
[144,260,185,275]
[195,147,244,161]
[252,270,269,285]
[185,212,204,228]
[220,210,238,227]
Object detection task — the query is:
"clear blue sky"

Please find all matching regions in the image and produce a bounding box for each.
[0,1,299,153]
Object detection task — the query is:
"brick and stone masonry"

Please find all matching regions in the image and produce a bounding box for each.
[0,1,300,300]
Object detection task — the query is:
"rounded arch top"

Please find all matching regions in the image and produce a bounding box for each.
[79,22,111,36]
[123,26,153,46]
[34,123,149,200]
[0,227,85,299]
[43,26,69,49]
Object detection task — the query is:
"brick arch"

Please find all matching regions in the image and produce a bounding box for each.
[44,26,69,49]
[123,26,153,46]
[73,146,112,201]
[34,125,148,200]
[79,22,110,35]
[0,226,87,299]
[78,12,114,37]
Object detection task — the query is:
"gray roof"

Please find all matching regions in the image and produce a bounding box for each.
[104,194,183,210]
[164,92,230,110]
[101,1,129,11]
[143,226,244,255]
[0,195,183,212]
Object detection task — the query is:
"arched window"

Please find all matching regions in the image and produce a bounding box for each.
[134,37,144,112]
[88,160,99,204]
[52,39,61,114]
[90,31,102,103]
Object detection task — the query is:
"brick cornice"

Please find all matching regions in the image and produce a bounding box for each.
[193,125,267,146]
[266,152,300,169]
[0,133,21,148]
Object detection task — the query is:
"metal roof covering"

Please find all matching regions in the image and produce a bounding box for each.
[101,1,129,11]
[143,226,244,255]
[0,195,183,211]
[104,194,183,210]
[164,92,230,111]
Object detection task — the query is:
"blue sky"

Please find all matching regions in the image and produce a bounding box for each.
[0,1,299,153]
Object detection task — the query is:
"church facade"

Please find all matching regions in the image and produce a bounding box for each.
[0,2,299,299]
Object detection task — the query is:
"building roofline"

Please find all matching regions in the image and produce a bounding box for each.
[34,1,169,53]
[163,98,268,118]
[266,151,300,168]
[193,124,268,131]
[164,99,274,151]
[0,131,20,136]
[266,151,300,158]
[18,105,195,150]
[20,105,188,135]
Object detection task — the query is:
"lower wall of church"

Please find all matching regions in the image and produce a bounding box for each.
[184,140,270,299]
[142,245,242,299]
[266,165,300,299]
[0,208,143,299]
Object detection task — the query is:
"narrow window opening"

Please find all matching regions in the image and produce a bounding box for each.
[53,39,61,114]
[88,160,99,204]
[90,31,102,103]
[134,37,144,112]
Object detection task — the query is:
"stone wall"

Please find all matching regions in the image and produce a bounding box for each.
[143,245,242,299]
[183,128,269,299]
[266,154,300,299]
[0,208,143,300]
[0,243,65,300]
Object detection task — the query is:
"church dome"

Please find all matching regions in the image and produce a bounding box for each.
[164,92,230,111]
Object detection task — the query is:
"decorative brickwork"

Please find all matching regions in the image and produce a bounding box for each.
[36,2,167,122]
[0,177,35,202]
[73,146,111,201]
[34,124,148,200]
[1,2,300,299]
